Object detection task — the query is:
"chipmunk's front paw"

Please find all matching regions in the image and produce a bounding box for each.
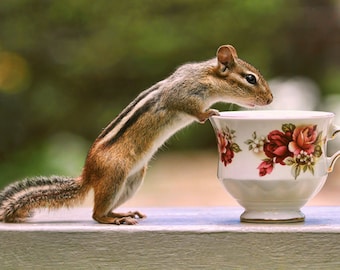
[197,109,220,123]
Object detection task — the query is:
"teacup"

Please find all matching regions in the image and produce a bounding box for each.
[209,110,340,223]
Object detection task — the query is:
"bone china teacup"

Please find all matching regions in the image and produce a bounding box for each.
[209,110,340,223]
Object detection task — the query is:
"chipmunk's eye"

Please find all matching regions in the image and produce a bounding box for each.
[245,74,257,85]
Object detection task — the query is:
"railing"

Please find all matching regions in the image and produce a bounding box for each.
[0,207,339,269]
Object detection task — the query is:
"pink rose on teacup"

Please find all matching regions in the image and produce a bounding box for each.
[288,125,317,155]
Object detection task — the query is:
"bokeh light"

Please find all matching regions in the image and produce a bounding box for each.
[0,51,30,94]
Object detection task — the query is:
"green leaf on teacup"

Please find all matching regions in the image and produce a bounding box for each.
[291,164,301,180]
[231,143,242,153]
[244,139,254,145]
[313,145,322,158]
[252,131,257,140]
[308,165,315,175]
[302,164,308,173]
[284,157,295,166]
[282,123,296,133]
[244,139,256,151]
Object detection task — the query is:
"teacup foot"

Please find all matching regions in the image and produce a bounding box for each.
[240,210,305,223]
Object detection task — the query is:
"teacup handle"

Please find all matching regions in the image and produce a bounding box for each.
[327,123,340,172]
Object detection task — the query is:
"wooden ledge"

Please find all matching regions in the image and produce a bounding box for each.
[1,207,340,269]
[0,206,340,232]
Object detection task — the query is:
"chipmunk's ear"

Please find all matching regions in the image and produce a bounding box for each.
[216,45,238,71]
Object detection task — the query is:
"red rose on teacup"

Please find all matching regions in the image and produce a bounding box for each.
[221,147,235,166]
[288,125,317,155]
[217,132,227,153]
[257,159,274,176]
[217,132,235,166]
[263,130,293,165]
[217,130,242,166]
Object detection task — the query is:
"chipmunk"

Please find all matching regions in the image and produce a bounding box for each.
[0,45,272,224]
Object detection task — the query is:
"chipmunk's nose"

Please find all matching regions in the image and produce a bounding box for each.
[266,93,273,104]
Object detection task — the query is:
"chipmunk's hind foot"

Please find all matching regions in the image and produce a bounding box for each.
[93,210,146,225]
[109,210,146,219]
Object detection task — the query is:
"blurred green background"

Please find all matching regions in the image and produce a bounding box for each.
[0,0,339,188]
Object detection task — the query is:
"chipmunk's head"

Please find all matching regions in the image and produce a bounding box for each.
[213,45,273,108]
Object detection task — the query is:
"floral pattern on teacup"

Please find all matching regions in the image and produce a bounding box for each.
[245,123,323,179]
[216,126,241,166]
[215,123,324,179]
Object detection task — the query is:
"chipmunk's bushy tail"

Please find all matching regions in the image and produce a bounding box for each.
[0,176,87,222]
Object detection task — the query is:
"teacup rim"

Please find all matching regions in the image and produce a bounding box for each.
[211,110,335,120]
